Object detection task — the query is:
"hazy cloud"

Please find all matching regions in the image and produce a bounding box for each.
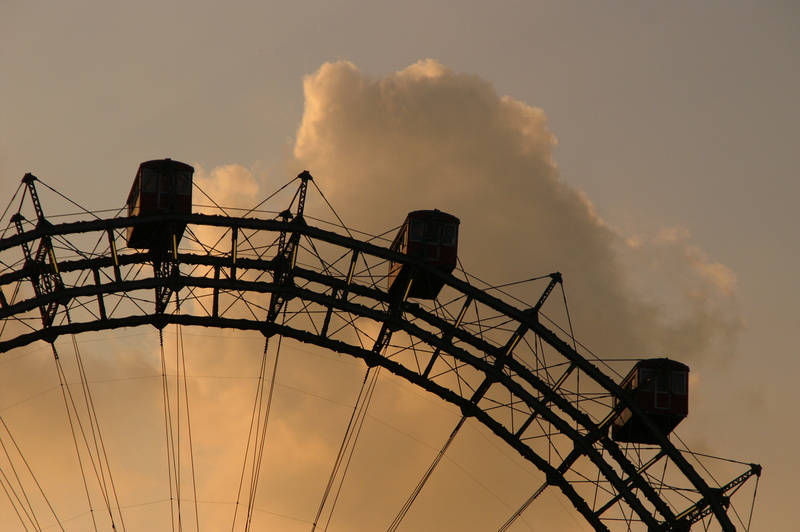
[194,163,261,211]
[293,59,742,363]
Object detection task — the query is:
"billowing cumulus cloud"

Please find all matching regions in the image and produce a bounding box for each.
[293,59,742,363]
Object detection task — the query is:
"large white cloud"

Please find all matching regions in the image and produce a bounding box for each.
[293,59,741,362]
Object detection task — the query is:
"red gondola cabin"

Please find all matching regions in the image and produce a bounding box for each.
[125,159,194,250]
[611,358,689,444]
[388,210,460,300]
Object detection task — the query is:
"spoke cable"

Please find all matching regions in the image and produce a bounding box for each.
[319,367,379,532]
[192,181,234,218]
[39,307,128,532]
[311,366,380,531]
[0,181,27,240]
[174,321,183,532]
[308,179,353,239]
[0,451,37,530]
[68,329,126,531]
[176,309,202,532]
[0,416,47,531]
[244,334,283,531]
[385,415,467,532]
[52,345,101,532]
[746,472,760,531]
[231,331,282,532]
[0,473,32,531]
[230,338,270,532]
[35,179,107,221]
[241,175,301,218]
[159,329,179,532]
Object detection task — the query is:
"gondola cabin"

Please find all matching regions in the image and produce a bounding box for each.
[125,159,194,250]
[611,358,689,444]
[388,210,459,300]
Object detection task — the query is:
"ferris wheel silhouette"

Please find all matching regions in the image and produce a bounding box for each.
[0,161,760,531]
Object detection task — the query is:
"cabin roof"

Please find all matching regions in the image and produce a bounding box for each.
[405,209,460,224]
[137,158,194,174]
[634,358,689,372]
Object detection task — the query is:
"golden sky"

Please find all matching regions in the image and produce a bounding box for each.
[1,1,798,530]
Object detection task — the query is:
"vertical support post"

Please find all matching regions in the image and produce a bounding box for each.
[107,228,122,282]
[93,268,108,320]
[212,264,220,318]
[230,226,238,281]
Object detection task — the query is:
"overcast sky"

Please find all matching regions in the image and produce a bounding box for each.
[1,1,798,530]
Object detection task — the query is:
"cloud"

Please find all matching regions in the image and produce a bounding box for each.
[193,163,261,212]
[293,59,742,364]
[621,227,742,359]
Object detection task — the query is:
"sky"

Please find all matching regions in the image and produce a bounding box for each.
[1,1,798,530]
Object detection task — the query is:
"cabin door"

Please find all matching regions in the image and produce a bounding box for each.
[157,174,172,211]
[425,225,441,260]
[654,372,671,410]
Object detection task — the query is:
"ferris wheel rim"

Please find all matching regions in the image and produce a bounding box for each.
[0,207,750,532]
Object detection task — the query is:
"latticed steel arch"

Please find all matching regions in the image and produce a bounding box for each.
[0,178,757,531]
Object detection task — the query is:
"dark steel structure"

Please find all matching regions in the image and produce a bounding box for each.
[0,165,760,531]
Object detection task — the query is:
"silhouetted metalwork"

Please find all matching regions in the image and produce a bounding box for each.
[0,164,761,531]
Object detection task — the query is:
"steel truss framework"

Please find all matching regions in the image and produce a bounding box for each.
[0,174,759,531]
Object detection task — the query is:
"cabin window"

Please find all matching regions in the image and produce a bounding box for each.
[426,224,441,243]
[159,174,171,193]
[409,220,425,242]
[655,372,670,393]
[672,371,688,395]
[442,224,458,246]
[142,169,157,192]
[177,172,192,194]
[638,368,654,391]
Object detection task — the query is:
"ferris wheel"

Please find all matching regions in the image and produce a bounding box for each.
[0,161,760,531]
